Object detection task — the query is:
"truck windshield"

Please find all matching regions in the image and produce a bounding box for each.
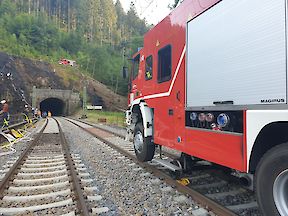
[132,54,140,80]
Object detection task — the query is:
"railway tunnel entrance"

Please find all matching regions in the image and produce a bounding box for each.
[40,98,65,116]
[32,87,80,116]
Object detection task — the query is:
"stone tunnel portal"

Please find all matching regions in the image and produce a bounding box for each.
[40,98,65,116]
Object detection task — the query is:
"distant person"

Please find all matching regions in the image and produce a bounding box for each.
[34,107,38,118]
[37,109,42,118]
[31,107,35,117]
[23,104,30,123]
[48,111,52,117]
[0,100,9,128]
[42,111,47,118]
[23,104,29,116]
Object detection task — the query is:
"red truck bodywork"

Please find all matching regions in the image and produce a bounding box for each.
[128,1,288,214]
[129,0,246,172]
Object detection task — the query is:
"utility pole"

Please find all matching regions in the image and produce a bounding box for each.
[82,85,87,118]
[32,86,36,108]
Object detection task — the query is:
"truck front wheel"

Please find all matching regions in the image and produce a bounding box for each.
[255,143,288,216]
[133,122,155,162]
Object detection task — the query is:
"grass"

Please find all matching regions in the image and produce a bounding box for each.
[81,110,126,128]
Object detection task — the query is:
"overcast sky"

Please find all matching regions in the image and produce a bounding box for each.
[119,0,175,25]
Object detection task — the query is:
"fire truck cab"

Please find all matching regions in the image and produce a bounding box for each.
[126,0,288,215]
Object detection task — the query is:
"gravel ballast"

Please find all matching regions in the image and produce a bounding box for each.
[59,118,212,216]
[0,120,46,180]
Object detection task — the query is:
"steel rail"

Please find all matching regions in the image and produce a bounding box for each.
[54,118,90,216]
[0,119,48,197]
[66,118,238,216]
[71,118,178,159]
[73,118,126,139]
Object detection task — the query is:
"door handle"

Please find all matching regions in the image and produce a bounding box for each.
[176,91,181,101]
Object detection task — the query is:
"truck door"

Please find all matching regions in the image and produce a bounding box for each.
[129,53,143,105]
[153,45,176,148]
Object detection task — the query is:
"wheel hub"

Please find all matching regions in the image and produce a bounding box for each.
[273,169,288,216]
[134,131,144,153]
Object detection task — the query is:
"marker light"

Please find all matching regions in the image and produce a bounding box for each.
[190,112,197,121]
[217,113,230,128]
[198,113,206,122]
[206,113,214,122]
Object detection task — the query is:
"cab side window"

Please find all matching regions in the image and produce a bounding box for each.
[158,45,172,83]
[145,55,153,80]
[133,54,140,80]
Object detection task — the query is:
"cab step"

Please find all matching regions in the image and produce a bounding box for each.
[151,158,182,172]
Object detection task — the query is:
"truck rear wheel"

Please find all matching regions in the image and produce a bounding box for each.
[133,122,155,162]
[255,143,288,216]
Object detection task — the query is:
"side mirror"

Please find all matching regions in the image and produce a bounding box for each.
[122,66,128,79]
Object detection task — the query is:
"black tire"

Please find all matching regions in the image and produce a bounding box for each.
[133,122,155,162]
[255,143,288,216]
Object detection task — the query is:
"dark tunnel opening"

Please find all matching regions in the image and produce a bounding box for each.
[40,98,65,116]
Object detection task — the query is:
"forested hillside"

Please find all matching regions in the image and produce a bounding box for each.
[0,0,150,95]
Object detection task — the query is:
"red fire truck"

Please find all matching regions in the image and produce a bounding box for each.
[125,0,288,215]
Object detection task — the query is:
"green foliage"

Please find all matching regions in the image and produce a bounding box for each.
[0,0,16,16]
[60,32,83,55]
[0,0,149,96]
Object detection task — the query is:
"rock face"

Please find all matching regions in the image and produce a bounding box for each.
[0,52,126,113]
[85,77,127,111]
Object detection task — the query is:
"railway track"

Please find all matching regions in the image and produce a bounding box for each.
[67,118,262,216]
[0,118,109,215]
